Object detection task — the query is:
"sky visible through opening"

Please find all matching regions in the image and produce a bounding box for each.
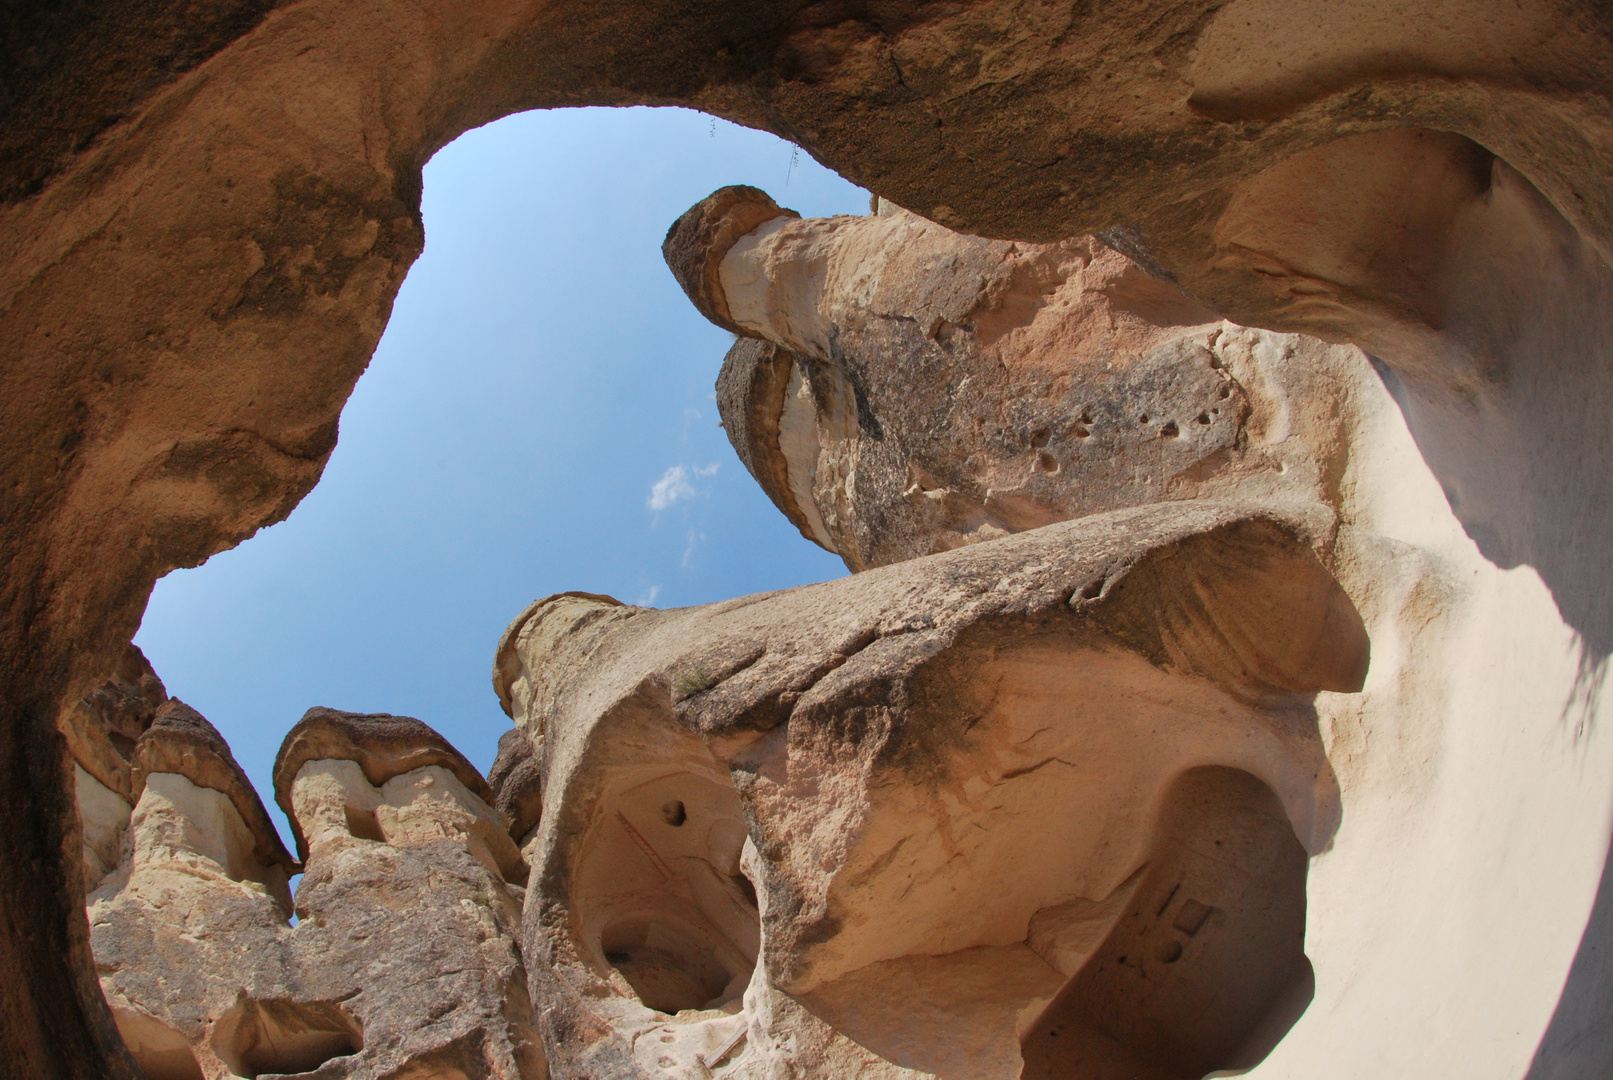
[135,107,866,846]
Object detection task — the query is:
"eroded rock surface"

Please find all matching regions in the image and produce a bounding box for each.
[455,192,1613,1080]
[666,188,1366,571]
[9,5,1613,1076]
[57,644,169,888]
[89,705,546,1080]
[495,505,1365,1079]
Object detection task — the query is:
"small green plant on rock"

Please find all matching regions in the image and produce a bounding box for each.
[673,668,713,698]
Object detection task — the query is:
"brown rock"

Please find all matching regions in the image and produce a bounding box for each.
[489,729,543,848]
[57,645,171,889]
[662,186,799,334]
[684,203,1290,569]
[4,2,1613,1073]
[57,644,168,804]
[134,701,298,880]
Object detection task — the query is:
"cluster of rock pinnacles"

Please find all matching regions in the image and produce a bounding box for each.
[75,188,1408,1080]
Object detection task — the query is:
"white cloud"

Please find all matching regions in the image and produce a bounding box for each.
[648,465,696,510]
[638,585,662,606]
[648,463,719,510]
[682,530,707,569]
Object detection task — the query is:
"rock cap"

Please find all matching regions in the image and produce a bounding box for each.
[133,700,299,874]
[273,708,496,862]
[57,643,168,801]
[662,185,798,333]
[714,337,822,546]
[493,591,628,720]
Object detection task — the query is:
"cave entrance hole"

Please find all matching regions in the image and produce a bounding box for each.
[1020,766,1314,1080]
[573,743,762,1015]
[210,997,362,1079]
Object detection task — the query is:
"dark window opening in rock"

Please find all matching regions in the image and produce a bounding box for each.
[732,872,758,910]
[113,1009,204,1080]
[661,799,688,826]
[1020,767,1312,1080]
[344,805,386,842]
[211,998,362,1079]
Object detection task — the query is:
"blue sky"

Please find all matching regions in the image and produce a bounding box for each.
[135,108,862,843]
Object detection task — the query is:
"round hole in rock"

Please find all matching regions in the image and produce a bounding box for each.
[211,998,362,1079]
[113,1009,203,1080]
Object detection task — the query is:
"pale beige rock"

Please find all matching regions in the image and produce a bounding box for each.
[90,706,547,1080]
[499,503,1365,1079]
[76,764,132,887]
[654,197,1613,1080]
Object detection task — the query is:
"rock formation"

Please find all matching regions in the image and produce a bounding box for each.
[495,507,1365,1079]
[89,705,546,1079]
[666,186,1365,570]
[58,644,170,888]
[8,3,1613,1076]
[599,191,1612,1078]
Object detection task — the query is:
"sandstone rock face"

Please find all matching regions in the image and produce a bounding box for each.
[495,506,1367,1079]
[489,728,543,853]
[89,705,546,1080]
[57,644,169,887]
[668,190,1364,571]
[470,194,1613,1080]
[9,2,1613,1074]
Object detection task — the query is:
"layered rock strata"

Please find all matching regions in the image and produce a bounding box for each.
[89,705,546,1080]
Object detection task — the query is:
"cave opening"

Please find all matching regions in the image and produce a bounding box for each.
[131,106,863,850]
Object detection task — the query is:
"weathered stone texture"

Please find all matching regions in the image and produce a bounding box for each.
[89,705,546,1080]
[8,1,1613,1075]
[494,503,1364,1078]
[57,644,168,887]
[676,199,1330,569]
